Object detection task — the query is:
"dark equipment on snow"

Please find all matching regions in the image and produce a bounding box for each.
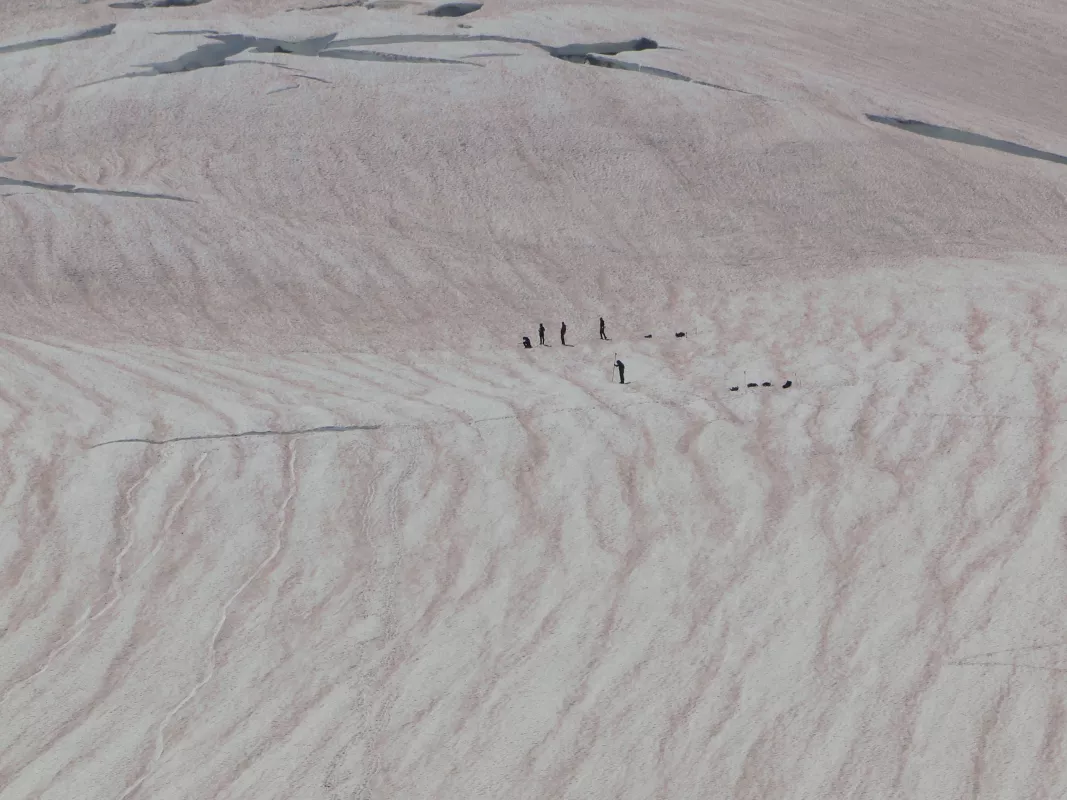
[782,380,792,388]
[675,332,686,338]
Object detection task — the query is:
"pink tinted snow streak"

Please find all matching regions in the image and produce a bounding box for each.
[3,0,1067,798]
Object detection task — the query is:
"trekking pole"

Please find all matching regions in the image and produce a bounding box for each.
[611,352,617,383]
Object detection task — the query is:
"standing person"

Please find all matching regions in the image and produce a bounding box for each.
[615,359,625,384]
[560,321,567,346]
[538,322,546,346]
[600,317,608,340]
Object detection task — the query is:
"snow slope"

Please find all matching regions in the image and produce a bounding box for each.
[2,1,1067,797]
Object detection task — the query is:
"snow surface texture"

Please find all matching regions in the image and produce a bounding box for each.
[2,1,1067,798]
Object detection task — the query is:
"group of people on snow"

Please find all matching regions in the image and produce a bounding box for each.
[522,318,625,383]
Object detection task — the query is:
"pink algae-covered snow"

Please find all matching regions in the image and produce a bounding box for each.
[2,0,1067,798]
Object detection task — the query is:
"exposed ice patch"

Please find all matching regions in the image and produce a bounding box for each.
[573,53,749,91]
[287,1,415,10]
[81,31,479,83]
[867,115,1067,168]
[0,176,190,201]
[319,48,482,66]
[324,33,652,56]
[328,34,748,89]
[110,0,211,8]
[292,0,365,7]
[92,423,380,448]
[423,2,482,17]
[549,37,658,58]
[153,29,221,36]
[78,29,739,91]
[0,24,116,56]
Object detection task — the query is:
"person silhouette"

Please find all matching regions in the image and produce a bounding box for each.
[561,321,567,346]
[522,336,532,349]
[615,360,625,384]
[600,317,608,340]
[538,323,546,346]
